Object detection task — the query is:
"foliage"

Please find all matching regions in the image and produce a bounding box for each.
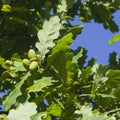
[0,0,120,120]
[109,34,120,44]
[7,102,37,120]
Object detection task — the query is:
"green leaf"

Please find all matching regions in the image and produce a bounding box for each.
[10,61,26,72]
[0,57,8,69]
[36,11,44,24]
[92,65,108,89]
[46,103,62,117]
[95,69,120,109]
[66,0,74,9]
[108,70,120,84]
[57,0,74,13]
[89,4,118,32]
[69,25,84,39]
[77,47,88,68]
[0,114,7,120]
[107,70,120,99]
[31,112,47,120]
[7,102,37,120]
[96,93,115,99]
[43,115,51,120]
[1,4,12,12]
[57,0,74,25]
[49,33,73,53]
[109,34,120,44]
[27,77,55,93]
[80,66,92,81]
[3,72,31,111]
[36,16,61,60]
[57,0,67,13]
[48,33,78,85]
[75,105,116,120]
[10,16,27,24]
[80,94,96,98]
[72,48,83,65]
[108,52,120,69]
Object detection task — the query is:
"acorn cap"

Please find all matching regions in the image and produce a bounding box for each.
[30,57,37,62]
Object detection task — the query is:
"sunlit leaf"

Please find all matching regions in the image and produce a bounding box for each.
[57,0,74,13]
[27,77,55,93]
[48,33,78,85]
[57,0,67,13]
[31,112,47,120]
[72,48,83,64]
[109,34,120,44]
[0,114,7,120]
[36,16,61,60]
[3,72,31,111]
[7,102,37,120]
[1,4,12,12]
[75,105,116,120]
[69,25,84,39]
[46,103,62,117]
[92,65,108,89]
[0,57,8,69]
[10,61,26,72]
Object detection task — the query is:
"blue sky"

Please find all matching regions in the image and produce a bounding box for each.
[71,10,120,64]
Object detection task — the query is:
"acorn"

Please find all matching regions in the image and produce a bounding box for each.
[29,61,38,72]
[5,60,13,66]
[28,49,37,59]
[22,59,30,69]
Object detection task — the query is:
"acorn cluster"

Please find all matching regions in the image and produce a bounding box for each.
[23,49,39,72]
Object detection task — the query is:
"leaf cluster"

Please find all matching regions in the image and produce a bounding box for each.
[0,0,120,120]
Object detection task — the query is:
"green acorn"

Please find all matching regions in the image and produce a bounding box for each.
[22,59,30,69]
[5,60,13,66]
[29,61,38,72]
[28,49,37,59]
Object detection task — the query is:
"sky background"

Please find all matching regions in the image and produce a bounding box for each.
[71,10,120,64]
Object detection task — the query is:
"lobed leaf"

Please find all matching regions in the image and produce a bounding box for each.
[46,103,62,117]
[36,16,61,60]
[10,61,26,72]
[31,112,47,120]
[0,57,8,69]
[75,105,116,120]
[48,33,78,85]
[3,72,31,111]
[7,102,37,120]
[109,34,120,44]
[1,4,12,12]
[72,48,83,65]
[27,77,55,93]
[69,25,84,39]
